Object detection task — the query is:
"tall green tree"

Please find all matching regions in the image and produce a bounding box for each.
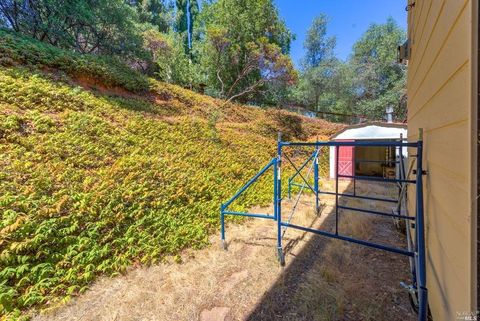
[293,14,341,111]
[201,0,292,53]
[203,29,296,102]
[200,0,294,103]
[0,0,143,57]
[176,0,199,55]
[302,14,336,69]
[291,58,356,122]
[127,0,174,33]
[142,28,200,86]
[350,17,406,119]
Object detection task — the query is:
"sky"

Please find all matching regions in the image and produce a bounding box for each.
[274,1,407,66]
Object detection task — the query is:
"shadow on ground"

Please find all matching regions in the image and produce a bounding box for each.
[245,180,416,321]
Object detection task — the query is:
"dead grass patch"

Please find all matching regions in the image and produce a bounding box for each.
[33,182,415,321]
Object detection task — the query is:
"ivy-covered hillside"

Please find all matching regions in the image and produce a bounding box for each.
[0,30,341,320]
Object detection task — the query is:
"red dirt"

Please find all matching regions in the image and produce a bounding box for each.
[72,74,139,99]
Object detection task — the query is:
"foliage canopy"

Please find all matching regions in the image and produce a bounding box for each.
[0,1,406,118]
[291,15,406,121]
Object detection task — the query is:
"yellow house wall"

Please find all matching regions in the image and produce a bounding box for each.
[407,0,477,320]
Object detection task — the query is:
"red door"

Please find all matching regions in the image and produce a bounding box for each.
[336,140,354,178]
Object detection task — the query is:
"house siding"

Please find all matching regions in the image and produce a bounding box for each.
[407,0,477,320]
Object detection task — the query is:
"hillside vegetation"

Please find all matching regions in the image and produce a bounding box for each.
[0,30,341,319]
[0,1,406,120]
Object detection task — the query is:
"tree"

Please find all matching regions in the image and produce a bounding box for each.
[293,14,339,111]
[302,14,336,69]
[127,0,174,33]
[199,0,294,103]
[350,17,406,119]
[176,0,199,55]
[317,61,356,121]
[142,28,200,86]
[204,28,296,102]
[0,0,144,57]
[201,0,292,53]
[0,15,5,28]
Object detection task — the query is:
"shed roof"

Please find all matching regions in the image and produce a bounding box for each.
[331,122,407,140]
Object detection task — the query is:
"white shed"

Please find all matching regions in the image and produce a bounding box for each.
[329,122,408,179]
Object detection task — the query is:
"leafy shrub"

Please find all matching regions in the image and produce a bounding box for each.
[142,30,201,87]
[255,108,306,141]
[0,29,150,93]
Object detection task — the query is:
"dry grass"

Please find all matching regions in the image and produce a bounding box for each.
[33,181,415,321]
[282,182,413,321]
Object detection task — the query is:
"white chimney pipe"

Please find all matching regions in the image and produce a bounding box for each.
[386,106,394,123]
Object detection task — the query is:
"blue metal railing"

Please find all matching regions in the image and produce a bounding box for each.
[220,157,277,247]
[287,150,317,198]
[220,130,428,321]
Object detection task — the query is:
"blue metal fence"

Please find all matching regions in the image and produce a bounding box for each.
[220,130,428,321]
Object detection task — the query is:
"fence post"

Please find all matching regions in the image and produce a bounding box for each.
[276,132,285,266]
[314,138,319,213]
[274,158,278,221]
[335,145,340,235]
[287,177,291,199]
[415,128,428,321]
[398,133,404,215]
[220,204,226,250]
[353,176,356,196]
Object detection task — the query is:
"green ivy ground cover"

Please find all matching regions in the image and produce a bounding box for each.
[0,29,150,93]
[0,32,339,320]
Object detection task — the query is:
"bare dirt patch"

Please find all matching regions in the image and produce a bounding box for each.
[33,181,416,321]
[72,75,139,99]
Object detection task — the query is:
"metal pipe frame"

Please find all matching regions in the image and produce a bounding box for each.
[415,130,428,321]
[275,133,284,265]
[281,221,414,257]
[287,150,317,198]
[314,141,320,213]
[335,145,340,235]
[398,134,404,219]
[283,149,319,238]
[222,211,274,220]
[220,157,276,245]
[222,157,276,210]
[281,141,418,147]
[337,174,416,184]
[284,153,316,196]
[355,159,400,164]
[318,190,398,203]
[290,181,399,203]
[220,132,427,321]
[289,182,316,192]
[337,205,415,220]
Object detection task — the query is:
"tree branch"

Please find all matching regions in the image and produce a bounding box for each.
[225,78,265,103]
